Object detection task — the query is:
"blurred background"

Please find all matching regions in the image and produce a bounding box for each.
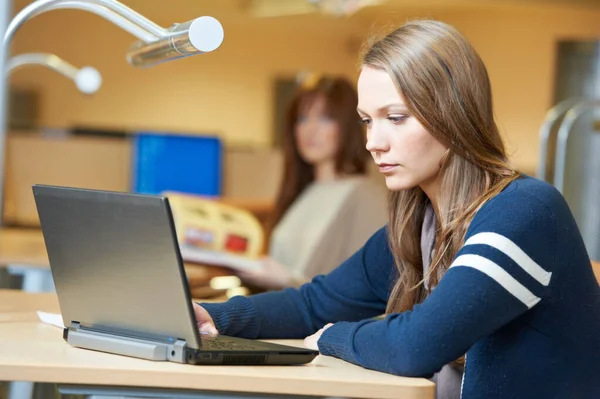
[1,0,599,293]
[6,0,600,167]
[0,2,599,397]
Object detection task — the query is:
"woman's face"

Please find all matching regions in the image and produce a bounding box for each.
[357,66,448,192]
[294,96,340,166]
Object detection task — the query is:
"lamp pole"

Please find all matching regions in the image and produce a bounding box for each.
[7,53,102,94]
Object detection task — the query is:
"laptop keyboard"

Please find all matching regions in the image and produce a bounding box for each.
[201,335,262,351]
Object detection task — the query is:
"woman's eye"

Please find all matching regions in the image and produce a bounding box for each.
[388,115,408,124]
[359,118,371,126]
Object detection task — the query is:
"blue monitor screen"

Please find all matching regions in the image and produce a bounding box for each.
[132,132,222,196]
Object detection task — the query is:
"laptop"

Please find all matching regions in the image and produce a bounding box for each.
[32,184,319,366]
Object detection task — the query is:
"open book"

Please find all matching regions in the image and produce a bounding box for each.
[166,192,265,272]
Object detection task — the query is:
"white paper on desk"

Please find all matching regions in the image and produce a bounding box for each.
[179,245,262,271]
[37,311,64,329]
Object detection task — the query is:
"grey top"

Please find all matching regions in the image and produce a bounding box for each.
[269,177,387,281]
[421,204,464,399]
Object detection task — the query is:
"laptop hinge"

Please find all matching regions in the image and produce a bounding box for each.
[65,322,187,363]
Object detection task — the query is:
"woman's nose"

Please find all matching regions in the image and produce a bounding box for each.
[365,123,389,153]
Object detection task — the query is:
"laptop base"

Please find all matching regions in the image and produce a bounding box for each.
[64,322,188,363]
[64,322,318,366]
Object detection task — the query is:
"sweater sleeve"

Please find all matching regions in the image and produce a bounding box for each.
[200,226,392,339]
[318,190,558,377]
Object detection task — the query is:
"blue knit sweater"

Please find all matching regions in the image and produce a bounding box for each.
[202,176,600,398]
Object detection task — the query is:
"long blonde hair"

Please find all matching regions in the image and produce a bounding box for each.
[361,20,520,316]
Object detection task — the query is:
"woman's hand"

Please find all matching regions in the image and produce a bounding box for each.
[192,302,218,335]
[236,257,295,290]
[304,323,334,351]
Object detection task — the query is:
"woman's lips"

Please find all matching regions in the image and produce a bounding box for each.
[377,163,399,173]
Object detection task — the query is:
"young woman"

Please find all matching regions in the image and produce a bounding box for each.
[236,76,387,290]
[194,20,600,398]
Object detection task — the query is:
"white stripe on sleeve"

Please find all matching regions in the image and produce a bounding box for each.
[463,232,552,286]
[450,254,541,308]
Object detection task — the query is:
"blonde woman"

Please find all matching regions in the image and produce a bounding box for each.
[194,20,600,399]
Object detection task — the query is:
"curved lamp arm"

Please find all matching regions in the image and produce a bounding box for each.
[6,0,164,45]
[30,2,159,43]
[5,0,224,68]
[6,53,102,94]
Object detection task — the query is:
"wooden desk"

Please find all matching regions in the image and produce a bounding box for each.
[0,290,59,313]
[0,291,434,399]
[0,289,59,324]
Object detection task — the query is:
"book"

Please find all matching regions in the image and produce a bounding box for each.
[179,244,262,271]
[165,192,265,272]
